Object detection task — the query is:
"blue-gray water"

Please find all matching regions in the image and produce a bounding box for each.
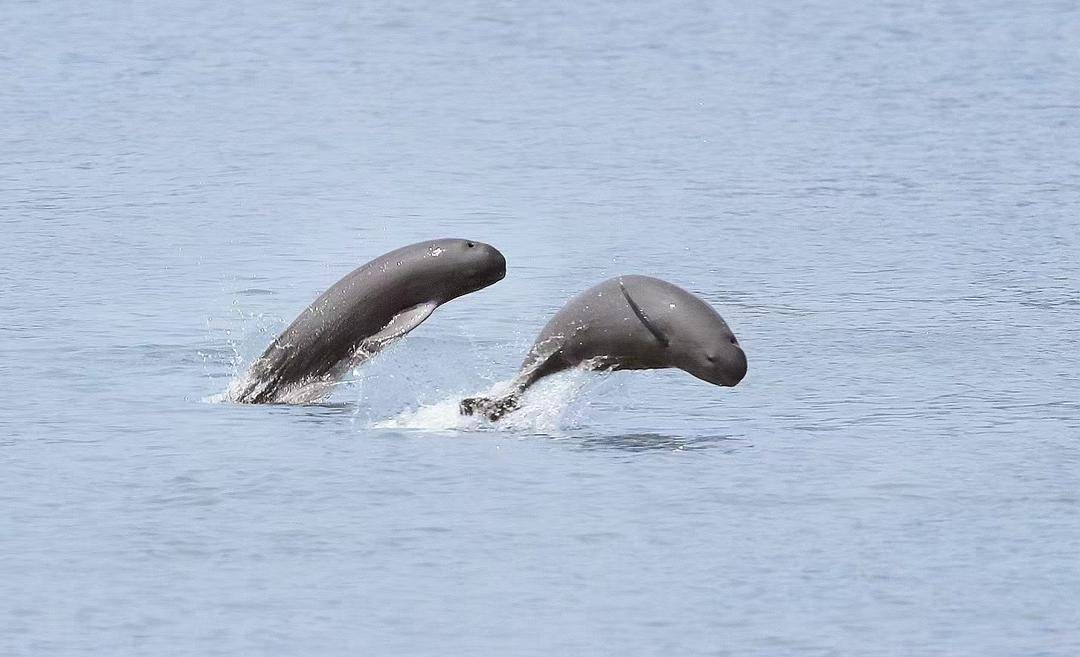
[3,1,1079,655]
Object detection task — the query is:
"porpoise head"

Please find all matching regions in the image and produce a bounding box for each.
[682,327,747,387]
[618,277,747,388]
[427,238,507,300]
[668,310,747,388]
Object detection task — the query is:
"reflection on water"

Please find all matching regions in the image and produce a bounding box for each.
[573,432,749,453]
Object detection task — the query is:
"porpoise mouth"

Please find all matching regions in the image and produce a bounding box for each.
[484,252,507,285]
[467,263,506,292]
[703,347,747,387]
[725,350,748,386]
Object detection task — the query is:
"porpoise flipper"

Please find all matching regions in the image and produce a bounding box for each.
[360,301,438,353]
[282,301,439,404]
[327,301,439,382]
[316,301,440,399]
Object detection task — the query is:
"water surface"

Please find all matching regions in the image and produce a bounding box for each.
[2,1,1078,655]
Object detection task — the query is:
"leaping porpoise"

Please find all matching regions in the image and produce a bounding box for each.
[230,238,506,404]
[460,275,746,420]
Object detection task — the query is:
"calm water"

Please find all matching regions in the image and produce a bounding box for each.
[3,1,1079,655]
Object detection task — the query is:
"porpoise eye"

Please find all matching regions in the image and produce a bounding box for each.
[729,336,738,345]
[466,241,475,248]
[706,354,716,363]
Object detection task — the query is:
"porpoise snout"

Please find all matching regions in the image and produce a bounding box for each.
[724,346,748,386]
[469,243,506,287]
[692,343,747,388]
[483,243,507,281]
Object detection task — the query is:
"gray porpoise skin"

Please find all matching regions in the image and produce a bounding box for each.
[232,238,506,404]
[461,275,747,420]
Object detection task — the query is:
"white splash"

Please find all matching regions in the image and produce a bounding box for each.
[373,397,484,431]
[373,369,600,434]
[203,390,229,404]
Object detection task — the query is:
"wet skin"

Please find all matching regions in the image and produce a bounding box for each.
[233,238,506,404]
[461,275,746,420]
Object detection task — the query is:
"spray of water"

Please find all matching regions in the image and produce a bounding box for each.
[374,368,606,434]
[203,288,614,432]
[202,284,287,404]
